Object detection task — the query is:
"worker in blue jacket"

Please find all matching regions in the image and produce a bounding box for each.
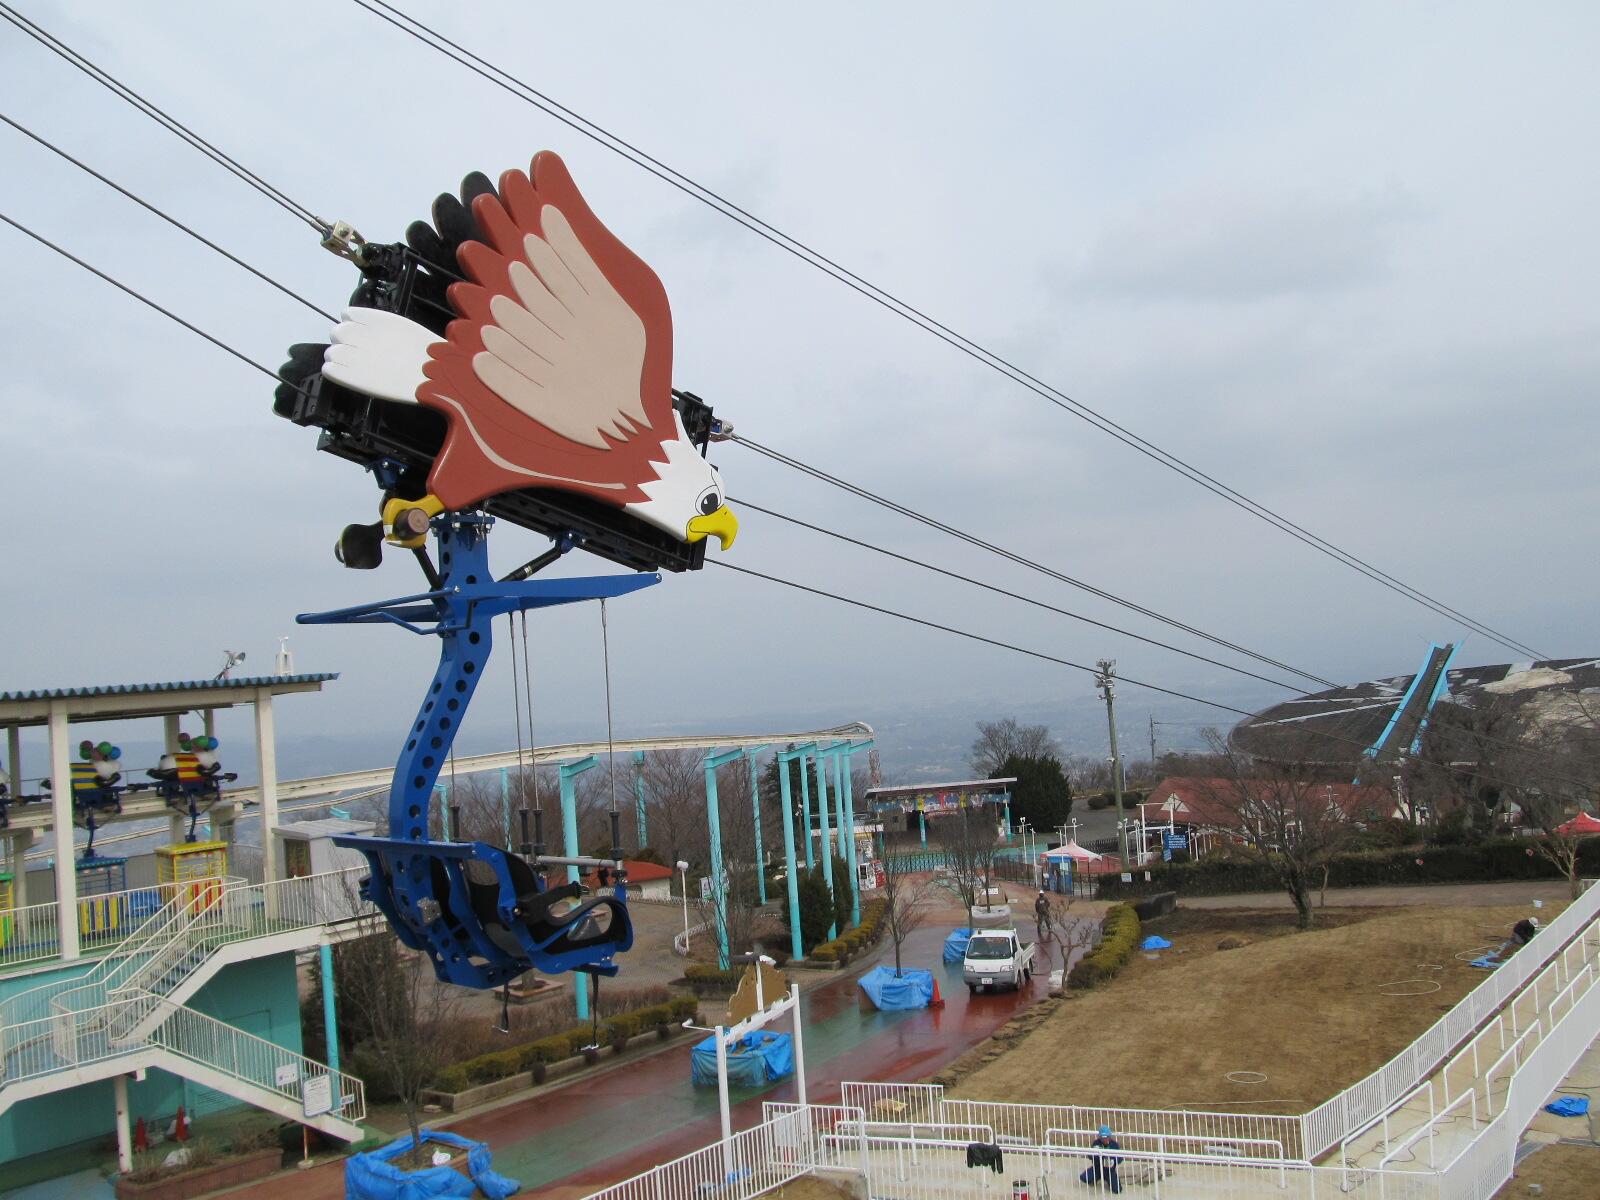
[1080,1125,1122,1193]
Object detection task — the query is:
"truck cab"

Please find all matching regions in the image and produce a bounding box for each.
[961,928,1035,992]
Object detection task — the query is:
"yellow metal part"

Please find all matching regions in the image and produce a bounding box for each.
[382,494,446,549]
[686,503,739,550]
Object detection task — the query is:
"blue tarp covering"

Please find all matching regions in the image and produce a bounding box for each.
[859,965,936,1010]
[1141,936,1172,950]
[1544,1096,1590,1117]
[943,928,976,963]
[1470,955,1500,969]
[691,1031,795,1088]
[346,1129,520,1200]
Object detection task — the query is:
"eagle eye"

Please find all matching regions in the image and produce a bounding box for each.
[698,490,722,516]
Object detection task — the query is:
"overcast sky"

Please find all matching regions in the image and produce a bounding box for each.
[3,2,1595,779]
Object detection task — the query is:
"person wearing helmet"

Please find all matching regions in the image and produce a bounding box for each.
[1080,1125,1122,1193]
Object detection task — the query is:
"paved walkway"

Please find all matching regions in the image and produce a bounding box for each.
[226,914,1047,1200]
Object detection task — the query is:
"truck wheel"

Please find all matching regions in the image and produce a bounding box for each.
[1024,966,1032,982]
[968,983,977,994]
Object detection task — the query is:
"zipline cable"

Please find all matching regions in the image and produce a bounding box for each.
[733,496,1309,693]
[348,0,1544,663]
[0,111,334,320]
[0,2,327,232]
[733,436,1338,690]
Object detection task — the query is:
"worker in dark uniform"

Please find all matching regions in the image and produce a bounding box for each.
[1080,1125,1122,1193]
[1495,916,1539,959]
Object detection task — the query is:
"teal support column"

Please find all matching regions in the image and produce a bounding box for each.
[319,941,340,1074]
[813,752,836,942]
[823,745,853,927]
[437,783,450,839]
[1004,796,1012,839]
[776,747,805,961]
[559,755,599,1018]
[705,748,746,970]
[744,745,772,905]
[499,768,511,849]
[800,758,814,868]
[834,739,875,928]
[919,808,927,845]
[633,750,647,849]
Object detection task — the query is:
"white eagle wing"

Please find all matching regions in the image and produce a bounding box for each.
[470,205,651,450]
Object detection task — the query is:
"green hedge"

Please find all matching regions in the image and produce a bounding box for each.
[809,897,888,963]
[1067,903,1141,989]
[1095,838,1600,900]
[433,995,698,1092]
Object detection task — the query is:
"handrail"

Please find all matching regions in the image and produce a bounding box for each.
[0,899,62,971]
[1045,1124,1287,1161]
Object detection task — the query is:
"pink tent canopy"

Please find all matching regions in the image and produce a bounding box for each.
[1044,840,1103,862]
[1555,812,1600,836]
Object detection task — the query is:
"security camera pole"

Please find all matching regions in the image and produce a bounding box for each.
[1095,660,1127,868]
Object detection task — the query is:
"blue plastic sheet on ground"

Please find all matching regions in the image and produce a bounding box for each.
[1470,955,1500,969]
[1544,1096,1590,1117]
[691,1031,795,1088]
[1140,936,1172,950]
[345,1129,520,1200]
[943,928,975,963]
[859,965,935,1010]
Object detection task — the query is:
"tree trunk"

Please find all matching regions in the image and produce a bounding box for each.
[1291,885,1313,930]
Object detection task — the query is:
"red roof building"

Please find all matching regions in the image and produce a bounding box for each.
[1140,777,1401,833]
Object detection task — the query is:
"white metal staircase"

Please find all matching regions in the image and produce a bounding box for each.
[0,871,373,1140]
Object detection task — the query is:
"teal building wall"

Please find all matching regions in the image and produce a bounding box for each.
[0,951,304,1164]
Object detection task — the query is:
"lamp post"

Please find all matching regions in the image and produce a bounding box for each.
[677,859,691,951]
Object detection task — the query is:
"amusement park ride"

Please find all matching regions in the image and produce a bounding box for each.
[271,151,737,990]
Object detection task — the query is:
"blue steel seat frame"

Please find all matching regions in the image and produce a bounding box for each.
[299,512,658,989]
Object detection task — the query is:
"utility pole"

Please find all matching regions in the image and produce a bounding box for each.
[1149,715,1157,780]
[1096,660,1126,866]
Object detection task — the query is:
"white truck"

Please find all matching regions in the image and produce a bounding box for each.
[962,928,1036,992]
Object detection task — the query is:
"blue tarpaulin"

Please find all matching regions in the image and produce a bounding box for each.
[943,928,976,963]
[691,1031,795,1088]
[345,1129,520,1200]
[1141,936,1172,950]
[1544,1096,1590,1117]
[859,965,935,1010]
[1470,955,1500,969]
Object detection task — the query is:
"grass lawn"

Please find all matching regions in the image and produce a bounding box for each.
[946,902,1551,1113]
[1492,1142,1600,1199]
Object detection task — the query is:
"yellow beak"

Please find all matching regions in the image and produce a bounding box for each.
[686,503,738,550]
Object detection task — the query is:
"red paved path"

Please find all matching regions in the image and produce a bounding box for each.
[229,920,1047,1198]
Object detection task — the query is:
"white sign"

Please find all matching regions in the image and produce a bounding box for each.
[302,1073,334,1119]
[699,876,713,901]
[274,1063,299,1088]
[1121,872,1133,883]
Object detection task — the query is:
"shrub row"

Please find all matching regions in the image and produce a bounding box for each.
[1095,838,1600,900]
[683,963,747,994]
[809,897,889,963]
[1067,903,1141,989]
[433,994,698,1092]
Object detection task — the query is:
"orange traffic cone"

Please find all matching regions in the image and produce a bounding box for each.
[133,1117,149,1152]
[931,979,945,1009]
[173,1106,189,1142]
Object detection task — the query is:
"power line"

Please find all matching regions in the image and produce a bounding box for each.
[734,497,1308,693]
[709,560,1256,718]
[0,111,334,321]
[0,2,326,232]
[347,0,1544,662]
[733,435,1339,690]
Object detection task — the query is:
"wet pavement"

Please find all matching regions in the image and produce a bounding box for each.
[228,917,1047,1199]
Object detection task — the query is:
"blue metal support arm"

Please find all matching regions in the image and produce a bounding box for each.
[321,515,655,989]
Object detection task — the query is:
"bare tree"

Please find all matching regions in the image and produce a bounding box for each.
[1032,890,1098,980]
[331,922,467,1162]
[1198,729,1360,930]
[970,718,1061,778]
[932,805,1000,927]
[878,847,935,975]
